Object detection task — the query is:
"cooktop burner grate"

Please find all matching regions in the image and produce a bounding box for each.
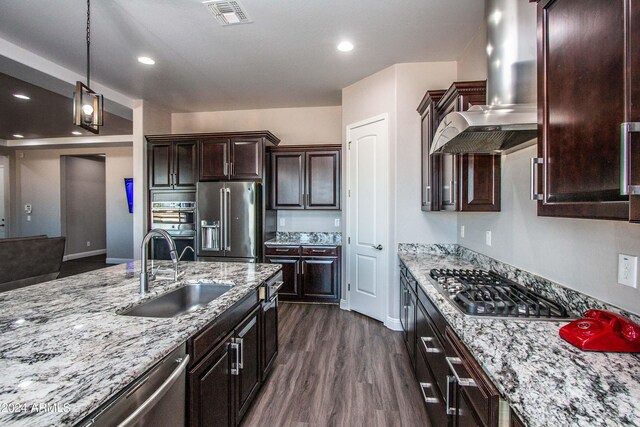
[430,268,570,319]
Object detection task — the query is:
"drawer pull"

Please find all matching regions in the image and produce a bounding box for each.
[311,249,327,253]
[446,356,477,388]
[420,336,441,353]
[446,375,457,415]
[419,382,439,404]
[275,248,290,252]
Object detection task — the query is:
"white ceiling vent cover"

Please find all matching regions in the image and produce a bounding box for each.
[202,0,252,26]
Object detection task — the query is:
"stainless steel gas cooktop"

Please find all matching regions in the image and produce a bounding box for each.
[429,268,572,320]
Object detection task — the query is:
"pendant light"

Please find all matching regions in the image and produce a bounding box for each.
[73,0,103,134]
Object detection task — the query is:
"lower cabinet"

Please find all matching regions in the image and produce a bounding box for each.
[399,262,505,427]
[187,283,279,427]
[265,245,341,303]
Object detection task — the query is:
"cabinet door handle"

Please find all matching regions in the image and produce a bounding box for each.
[230,342,240,375]
[419,382,439,404]
[420,336,442,353]
[224,162,228,176]
[425,185,431,205]
[448,180,454,204]
[446,356,477,388]
[230,162,234,176]
[446,375,457,415]
[621,122,640,195]
[236,337,244,369]
[530,157,544,200]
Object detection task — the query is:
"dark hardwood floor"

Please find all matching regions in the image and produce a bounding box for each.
[58,254,109,278]
[242,303,430,427]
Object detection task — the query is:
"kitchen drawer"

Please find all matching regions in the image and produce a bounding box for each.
[415,346,449,427]
[446,326,501,427]
[416,303,452,399]
[265,245,301,256]
[189,291,259,365]
[301,246,338,256]
[418,285,447,340]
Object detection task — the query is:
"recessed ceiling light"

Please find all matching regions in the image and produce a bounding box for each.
[71,131,83,135]
[137,56,156,65]
[13,93,30,100]
[13,134,24,138]
[337,41,354,52]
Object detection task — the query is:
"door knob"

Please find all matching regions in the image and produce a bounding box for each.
[372,244,383,250]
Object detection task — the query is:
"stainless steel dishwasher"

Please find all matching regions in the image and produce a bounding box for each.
[78,344,189,427]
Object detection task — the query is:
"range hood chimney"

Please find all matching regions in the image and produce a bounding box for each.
[430,0,538,155]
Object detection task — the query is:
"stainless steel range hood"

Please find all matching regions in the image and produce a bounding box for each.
[431,0,538,155]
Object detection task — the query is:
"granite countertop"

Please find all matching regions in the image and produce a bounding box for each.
[397,247,640,427]
[265,231,342,246]
[0,261,281,426]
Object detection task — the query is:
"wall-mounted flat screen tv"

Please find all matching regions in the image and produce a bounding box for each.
[124,178,133,213]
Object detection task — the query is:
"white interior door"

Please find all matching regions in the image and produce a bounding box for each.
[347,115,388,322]
[0,164,5,238]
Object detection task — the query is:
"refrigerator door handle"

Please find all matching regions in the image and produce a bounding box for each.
[219,188,226,250]
[225,188,231,251]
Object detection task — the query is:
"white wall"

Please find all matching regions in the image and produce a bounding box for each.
[172,106,342,146]
[342,62,459,323]
[12,145,134,261]
[172,105,344,233]
[455,25,640,315]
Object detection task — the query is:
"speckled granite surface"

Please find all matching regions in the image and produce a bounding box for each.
[0,261,281,427]
[398,244,640,427]
[265,231,341,246]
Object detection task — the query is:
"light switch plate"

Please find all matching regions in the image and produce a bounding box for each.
[460,225,465,238]
[279,218,285,226]
[334,218,340,227]
[618,254,638,288]
[485,230,492,246]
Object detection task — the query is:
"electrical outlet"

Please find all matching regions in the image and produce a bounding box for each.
[279,218,285,227]
[86,241,91,247]
[618,254,638,288]
[460,225,465,238]
[485,230,492,246]
[334,218,340,227]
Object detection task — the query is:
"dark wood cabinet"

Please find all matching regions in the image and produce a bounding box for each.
[271,152,305,209]
[261,295,278,380]
[535,0,638,221]
[188,334,234,427]
[400,262,505,427]
[235,306,261,422]
[301,257,339,300]
[149,140,197,189]
[264,256,300,299]
[510,409,526,427]
[200,137,264,181]
[418,90,446,211]
[200,138,230,181]
[265,245,341,302]
[270,145,341,210]
[187,280,280,427]
[417,81,501,212]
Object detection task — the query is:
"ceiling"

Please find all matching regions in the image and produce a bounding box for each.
[0,0,484,113]
[0,72,132,140]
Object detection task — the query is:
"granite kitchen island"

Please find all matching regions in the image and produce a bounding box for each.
[0,261,281,426]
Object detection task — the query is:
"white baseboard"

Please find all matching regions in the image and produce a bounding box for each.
[339,299,349,310]
[385,316,403,331]
[106,258,133,265]
[63,249,106,261]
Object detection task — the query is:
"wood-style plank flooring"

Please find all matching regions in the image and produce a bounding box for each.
[58,255,109,278]
[242,303,430,427]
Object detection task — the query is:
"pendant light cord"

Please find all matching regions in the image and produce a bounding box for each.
[86,0,91,87]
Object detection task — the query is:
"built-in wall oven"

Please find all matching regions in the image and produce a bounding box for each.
[150,199,196,261]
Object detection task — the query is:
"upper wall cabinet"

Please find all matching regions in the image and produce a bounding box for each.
[148,140,197,190]
[417,90,446,211]
[418,81,501,212]
[535,0,639,221]
[200,133,278,181]
[270,145,341,210]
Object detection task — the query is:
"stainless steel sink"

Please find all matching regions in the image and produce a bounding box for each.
[121,283,233,318]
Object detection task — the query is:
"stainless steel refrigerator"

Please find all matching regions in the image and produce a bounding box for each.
[197,182,260,262]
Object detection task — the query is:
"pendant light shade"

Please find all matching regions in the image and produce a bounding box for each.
[73,0,103,134]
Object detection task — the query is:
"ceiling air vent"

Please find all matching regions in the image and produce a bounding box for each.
[202,0,252,26]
